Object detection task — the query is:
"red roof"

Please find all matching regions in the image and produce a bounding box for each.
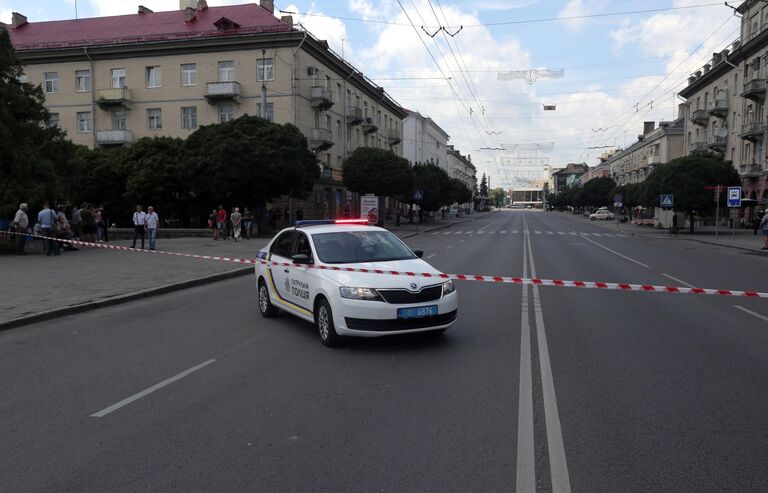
[9,4,292,50]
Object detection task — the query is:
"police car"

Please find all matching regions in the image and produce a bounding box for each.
[254,219,458,346]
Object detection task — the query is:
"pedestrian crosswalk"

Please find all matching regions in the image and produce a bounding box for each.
[432,230,629,238]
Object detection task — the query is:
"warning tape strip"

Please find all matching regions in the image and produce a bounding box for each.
[5,231,768,299]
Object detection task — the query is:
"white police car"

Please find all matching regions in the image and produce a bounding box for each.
[254,219,458,346]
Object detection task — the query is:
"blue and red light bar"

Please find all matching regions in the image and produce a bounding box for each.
[294,219,369,227]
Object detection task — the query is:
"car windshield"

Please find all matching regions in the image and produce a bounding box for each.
[312,230,417,264]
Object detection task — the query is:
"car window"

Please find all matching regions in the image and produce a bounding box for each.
[293,232,313,261]
[269,231,295,258]
[312,230,417,264]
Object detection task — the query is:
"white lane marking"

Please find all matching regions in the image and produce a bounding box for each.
[465,230,474,235]
[459,239,465,243]
[534,230,541,234]
[557,232,565,235]
[579,234,650,269]
[524,219,572,493]
[569,232,577,236]
[500,230,507,234]
[446,245,454,249]
[477,230,485,234]
[91,359,216,418]
[547,231,554,235]
[662,273,696,288]
[489,231,496,234]
[512,230,519,234]
[426,253,436,259]
[734,305,768,323]
[454,231,463,235]
[516,219,535,493]
[592,233,602,237]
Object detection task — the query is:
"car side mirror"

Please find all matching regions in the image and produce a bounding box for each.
[292,254,311,264]
[413,249,424,258]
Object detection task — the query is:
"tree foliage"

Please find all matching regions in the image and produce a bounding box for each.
[450,178,473,205]
[413,163,453,211]
[579,177,616,207]
[479,173,488,198]
[343,147,415,199]
[490,187,506,207]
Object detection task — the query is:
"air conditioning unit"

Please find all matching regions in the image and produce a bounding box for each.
[307,66,319,76]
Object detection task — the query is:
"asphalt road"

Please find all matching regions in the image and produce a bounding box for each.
[3,210,768,492]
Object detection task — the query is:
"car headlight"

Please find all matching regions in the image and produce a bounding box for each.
[442,280,456,295]
[339,286,382,301]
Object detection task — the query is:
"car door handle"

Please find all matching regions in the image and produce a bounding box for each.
[284,269,290,273]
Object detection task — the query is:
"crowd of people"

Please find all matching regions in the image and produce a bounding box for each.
[10,202,108,256]
[207,205,303,241]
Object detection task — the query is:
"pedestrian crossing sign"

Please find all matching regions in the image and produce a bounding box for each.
[660,194,674,208]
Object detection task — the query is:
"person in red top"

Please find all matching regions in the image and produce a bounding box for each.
[216,205,228,240]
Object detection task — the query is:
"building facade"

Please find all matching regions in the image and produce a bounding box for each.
[577,161,612,187]
[678,0,768,208]
[552,163,588,193]
[606,120,685,186]
[445,145,476,193]
[402,110,450,166]
[7,0,406,219]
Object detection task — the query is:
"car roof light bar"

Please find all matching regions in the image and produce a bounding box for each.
[334,219,369,224]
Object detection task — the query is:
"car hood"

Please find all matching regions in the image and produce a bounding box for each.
[317,258,445,289]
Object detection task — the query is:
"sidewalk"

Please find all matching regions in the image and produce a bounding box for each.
[558,212,768,254]
[1,211,495,329]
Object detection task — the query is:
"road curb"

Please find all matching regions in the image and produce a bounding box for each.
[0,266,253,333]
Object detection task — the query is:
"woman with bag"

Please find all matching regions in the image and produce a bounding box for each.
[760,211,768,250]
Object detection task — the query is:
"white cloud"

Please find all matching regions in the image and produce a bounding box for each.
[470,0,539,11]
[284,4,350,57]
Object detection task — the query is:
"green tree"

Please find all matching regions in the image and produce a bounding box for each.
[450,178,473,206]
[642,153,739,233]
[490,188,506,207]
[185,116,319,212]
[479,173,488,198]
[580,177,616,208]
[413,163,452,212]
[344,147,414,224]
[0,27,78,216]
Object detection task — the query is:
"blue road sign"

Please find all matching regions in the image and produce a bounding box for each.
[727,186,742,208]
[660,194,674,208]
[413,189,424,201]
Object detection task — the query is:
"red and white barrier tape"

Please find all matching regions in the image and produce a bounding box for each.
[5,231,768,299]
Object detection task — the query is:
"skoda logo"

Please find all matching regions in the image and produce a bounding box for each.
[410,283,418,290]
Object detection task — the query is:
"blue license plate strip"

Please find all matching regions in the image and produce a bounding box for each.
[397,305,438,319]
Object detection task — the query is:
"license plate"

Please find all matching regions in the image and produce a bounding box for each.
[397,305,438,319]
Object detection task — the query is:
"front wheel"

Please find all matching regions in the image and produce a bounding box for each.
[590,217,596,221]
[315,298,342,347]
[258,280,279,318]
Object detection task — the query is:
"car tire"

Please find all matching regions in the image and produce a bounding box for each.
[258,279,279,318]
[590,217,596,221]
[315,298,342,347]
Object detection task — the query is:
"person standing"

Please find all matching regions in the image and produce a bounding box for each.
[146,206,159,250]
[79,204,96,243]
[37,201,60,256]
[209,209,219,240]
[216,205,228,240]
[231,207,242,242]
[131,205,147,249]
[242,207,254,239]
[95,207,106,242]
[70,204,82,238]
[761,211,768,250]
[12,203,29,255]
[296,208,304,222]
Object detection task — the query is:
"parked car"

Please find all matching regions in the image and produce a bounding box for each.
[590,210,615,221]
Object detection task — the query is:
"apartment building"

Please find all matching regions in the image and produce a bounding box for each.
[606,120,684,186]
[445,145,477,193]
[7,0,406,219]
[552,163,588,193]
[577,161,611,187]
[402,110,450,166]
[679,0,768,207]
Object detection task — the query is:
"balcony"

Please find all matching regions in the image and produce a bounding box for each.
[346,105,363,125]
[96,129,133,146]
[647,155,661,166]
[361,116,378,134]
[385,127,401,145]
[739,163,763,178]
[310,128,334,151]
[310,86,334,111]
[708,97,728,117]
[690,109,709,126]
[205,81,241,102]
[688,139,708,152]
[739,121,765,140]
[708,135,727,151]
[96,87,131,109]
[741,78,766,100]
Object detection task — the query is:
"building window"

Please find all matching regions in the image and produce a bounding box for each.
[181,107,197,129]
[355,128,360,144]
[256,102,273,122]
[325,114,332,131]
[219,103,235,123]
[181,63,197,86]
[147,108,162,130]
[257,58,274,81]
[111,68,126,88]
[76,112,92,133]
[336,119,342,138]
[146,66,162,88]
[337,83,342,102]
[44,72,58,93]
[337,156,341,169]
[218,61,235,81]
[326,75,332,91]
[75,70,90,92]
[48,113,60,128]
[112,110,126,130]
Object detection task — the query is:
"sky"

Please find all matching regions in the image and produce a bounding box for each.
[1,0,743,187]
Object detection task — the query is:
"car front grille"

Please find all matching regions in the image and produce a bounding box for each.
[377,285,443,304]
[345,310,458,331]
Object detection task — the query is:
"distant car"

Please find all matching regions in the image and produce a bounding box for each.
[254,219,458,347]
[590,210,615,220]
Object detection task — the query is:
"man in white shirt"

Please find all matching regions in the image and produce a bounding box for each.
[131,205,147,249]
[146,206,159,250]
[13,203,29,255]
